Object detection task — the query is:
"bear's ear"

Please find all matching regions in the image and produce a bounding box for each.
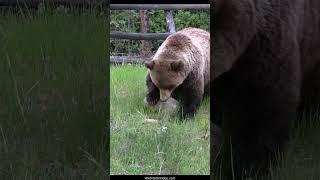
[145,61,155,70]
[171,61,184,72]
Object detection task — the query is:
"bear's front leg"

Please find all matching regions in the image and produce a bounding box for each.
[181,80,204,118]
[145,73,160,105]
[214,83,298,179]
[213,55,301,179]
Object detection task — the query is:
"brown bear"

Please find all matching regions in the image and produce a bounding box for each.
[144,27,210,118]
[212,0,320,178]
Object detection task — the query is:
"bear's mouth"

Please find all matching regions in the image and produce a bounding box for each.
[159,99,168,102]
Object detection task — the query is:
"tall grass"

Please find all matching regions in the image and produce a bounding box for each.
[110,65,210,175]
[269,109,320,180]
[0,8,107,179]
[211,109,320,180]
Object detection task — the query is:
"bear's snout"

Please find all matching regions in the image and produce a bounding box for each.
[160,89,172,102]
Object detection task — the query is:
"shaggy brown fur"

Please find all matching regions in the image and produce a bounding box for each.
[145,28,210,118]
[212,0,320,178]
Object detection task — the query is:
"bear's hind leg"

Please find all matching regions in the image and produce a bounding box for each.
[180,80,204,118]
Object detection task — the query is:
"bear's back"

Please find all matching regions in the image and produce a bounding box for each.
[179,28,210,54]
[179,28,210,88]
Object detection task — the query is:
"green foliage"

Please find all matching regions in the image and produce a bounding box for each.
[149,10,166,33]
[174,10,209,31]
[110,10,140,56]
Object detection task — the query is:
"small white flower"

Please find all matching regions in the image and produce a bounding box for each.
[161,126,168,132]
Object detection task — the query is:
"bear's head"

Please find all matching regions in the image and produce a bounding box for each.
[144,33,194,101]
[145,58,186,102]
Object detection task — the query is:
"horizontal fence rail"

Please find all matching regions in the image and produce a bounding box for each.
[110,4,210,10]
[110,31,172,40]
[0,0,108,7]
[110,56,148,65]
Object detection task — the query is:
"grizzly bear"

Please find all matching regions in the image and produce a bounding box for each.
[144,28,210,118]
[212,0,320,178]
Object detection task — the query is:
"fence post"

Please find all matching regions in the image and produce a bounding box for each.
[165,10,176,33]
[140,10,152,59]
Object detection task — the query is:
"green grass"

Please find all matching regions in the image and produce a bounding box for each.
[269,110,320,180]
[110,65,210,175]
[0,10,107,179]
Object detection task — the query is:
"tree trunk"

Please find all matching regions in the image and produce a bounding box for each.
[165,10,176,33]
[140,10,152,59]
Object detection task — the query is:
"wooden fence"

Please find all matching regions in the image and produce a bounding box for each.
[110,4,209,40]
[110,4,210,64]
